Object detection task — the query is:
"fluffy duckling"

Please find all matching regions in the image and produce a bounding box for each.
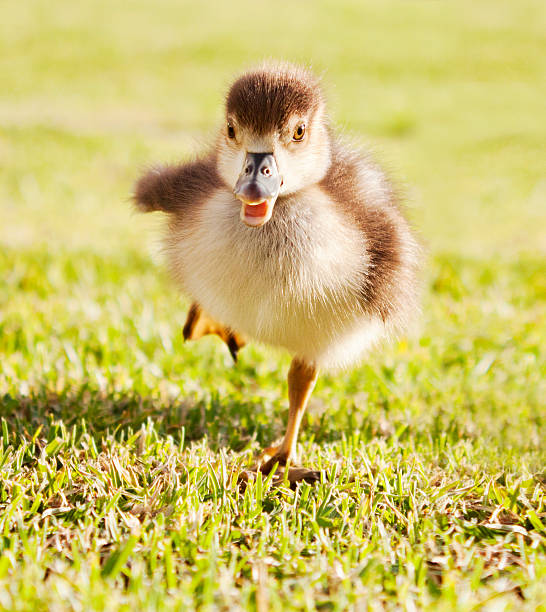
[134,63,420,483]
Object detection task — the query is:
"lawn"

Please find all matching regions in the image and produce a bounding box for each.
[1,0,545,609]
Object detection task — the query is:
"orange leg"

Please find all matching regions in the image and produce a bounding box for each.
[260,358,319,483]
[183,302,246,362]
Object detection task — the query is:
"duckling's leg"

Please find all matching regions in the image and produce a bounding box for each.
[183,302,246,362]
[260,358,320,484]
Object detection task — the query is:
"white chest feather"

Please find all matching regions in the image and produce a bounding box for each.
[167,187,386,368]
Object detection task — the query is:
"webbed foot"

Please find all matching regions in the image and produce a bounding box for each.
[259,453,321,486]
[183,302,246,362]
[238,463,320,489]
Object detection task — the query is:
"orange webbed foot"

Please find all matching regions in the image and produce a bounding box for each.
[183,302,246,362]
[258,450,321,486]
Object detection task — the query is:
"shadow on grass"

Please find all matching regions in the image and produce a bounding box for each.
[0,384,416,455]
[0,385,285,452]
[2,384,544,473]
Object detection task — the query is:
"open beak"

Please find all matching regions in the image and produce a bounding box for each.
[234,153,282,227]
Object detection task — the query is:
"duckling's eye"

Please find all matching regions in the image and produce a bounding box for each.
[292,124,306,141]
[227,123,236,139]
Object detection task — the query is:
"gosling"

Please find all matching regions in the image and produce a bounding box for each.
[134,62,421,483]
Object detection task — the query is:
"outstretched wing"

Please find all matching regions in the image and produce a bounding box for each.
[133,153,220,214]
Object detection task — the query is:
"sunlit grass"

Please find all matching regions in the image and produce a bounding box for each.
[1,248,544,609]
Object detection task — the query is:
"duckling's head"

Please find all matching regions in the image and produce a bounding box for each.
[217,63,331,227]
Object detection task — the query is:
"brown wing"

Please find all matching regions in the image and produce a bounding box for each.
[319,137,419,324]
[133,153,221,215]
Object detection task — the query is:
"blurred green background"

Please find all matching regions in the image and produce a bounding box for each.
[1,1,545,608]
[1,0,545,257]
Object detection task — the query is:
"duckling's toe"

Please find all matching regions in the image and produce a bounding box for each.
[259,455,321,487]
[238,465,321,489]
[283,466,321,486]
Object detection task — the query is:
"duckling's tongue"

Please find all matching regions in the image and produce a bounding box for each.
[245,201,268,218]
[241,200,273,227]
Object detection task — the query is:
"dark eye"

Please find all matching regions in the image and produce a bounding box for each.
[292,123,306,141]
[227,123,236,139]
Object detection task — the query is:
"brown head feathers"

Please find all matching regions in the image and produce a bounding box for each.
[226,62,323,135]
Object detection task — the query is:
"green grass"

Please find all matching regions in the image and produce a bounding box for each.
[1,0,545,609]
